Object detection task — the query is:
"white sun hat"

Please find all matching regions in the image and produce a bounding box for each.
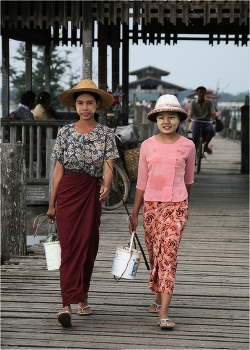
[147,94,187,122]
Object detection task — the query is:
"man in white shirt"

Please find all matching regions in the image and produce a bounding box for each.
[188,86,216,154]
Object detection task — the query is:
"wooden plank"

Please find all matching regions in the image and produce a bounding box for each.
[1,137,249,349]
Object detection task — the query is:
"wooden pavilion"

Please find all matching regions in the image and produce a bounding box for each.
[129,65,186,102]
[1,0,249,125]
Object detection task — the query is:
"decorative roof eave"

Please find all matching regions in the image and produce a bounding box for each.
[129,77,186,91]
[1,1,249,46]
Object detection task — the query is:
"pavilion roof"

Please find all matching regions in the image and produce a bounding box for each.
[129,66,170,77]
[129,77,186,91]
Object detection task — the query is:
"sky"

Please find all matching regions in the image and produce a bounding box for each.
[6,35,250,96]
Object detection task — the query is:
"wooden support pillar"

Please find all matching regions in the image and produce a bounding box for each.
[112,24,120,93]
[2,34,9,118]
[82,1,92,80]
[45,44,51,93]
[241,96,249,174]
[122,23,129,124]
[1,143,27,263]
[98,22,108,125]
[25,41,32,91]
[82,28,92,80]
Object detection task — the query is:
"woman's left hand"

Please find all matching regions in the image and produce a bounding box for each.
[100,185,110,201]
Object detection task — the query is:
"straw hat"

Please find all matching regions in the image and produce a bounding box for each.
[58,80,114,109]
[147,94,187,122]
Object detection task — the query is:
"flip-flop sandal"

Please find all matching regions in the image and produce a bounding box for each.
[148,301,161,313]
[158,318,175,329]
[77,304,92,316]
[57,311,72,327]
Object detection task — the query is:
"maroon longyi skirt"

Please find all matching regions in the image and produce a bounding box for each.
[56,173,102,307]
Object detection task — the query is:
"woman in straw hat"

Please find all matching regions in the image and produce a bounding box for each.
[129,94,196,329]
[47,80,119,327]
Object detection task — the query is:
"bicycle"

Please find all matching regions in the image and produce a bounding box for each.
[194,120,213,174]
[102,160,130,210]
[102,132,139,210]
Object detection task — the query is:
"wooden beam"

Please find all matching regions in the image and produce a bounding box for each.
[182,3,189,26]
[122,23,129,123]
[112,24,120,93]
[82,26,92,80]
[133,1,140,25]
[45,45,51,93]
[98,22,108,125]
[25,41,32,91]
[2,34,9,118]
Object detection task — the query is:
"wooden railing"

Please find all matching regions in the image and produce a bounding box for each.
[218,107,242,141]
[0,119,77,180]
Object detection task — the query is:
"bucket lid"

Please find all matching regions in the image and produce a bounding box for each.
[116,246,141,254]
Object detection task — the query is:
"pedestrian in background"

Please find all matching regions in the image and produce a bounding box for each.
[9,90,35,120]
[33,91,57,120]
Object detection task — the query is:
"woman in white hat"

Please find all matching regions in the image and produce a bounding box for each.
[129,94,196,329]
[46,80,119,327]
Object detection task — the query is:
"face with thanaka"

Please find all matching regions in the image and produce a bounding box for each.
[156,112,180,134]
[75,93,100,121]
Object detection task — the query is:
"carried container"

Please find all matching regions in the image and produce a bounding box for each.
[44,241,61,270]
[111,233,141,280]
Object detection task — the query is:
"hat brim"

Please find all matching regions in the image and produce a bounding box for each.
[147,107,187,122]
[58,88,114,110]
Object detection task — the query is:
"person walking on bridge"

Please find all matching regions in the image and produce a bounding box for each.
[130,94,195,329]
[47,80,119,328]
[188,86,216,154]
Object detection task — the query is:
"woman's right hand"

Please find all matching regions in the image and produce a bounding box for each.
[129,216,138,235]
[46,207,56,224]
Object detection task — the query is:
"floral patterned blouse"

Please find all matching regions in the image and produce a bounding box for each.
[52,123,119,177]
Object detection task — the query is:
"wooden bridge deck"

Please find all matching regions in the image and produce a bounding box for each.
[1,137,249,349]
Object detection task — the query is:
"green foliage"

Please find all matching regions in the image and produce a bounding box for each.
[10,43,81,108]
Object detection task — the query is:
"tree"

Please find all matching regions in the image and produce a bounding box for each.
[9,43,81,108]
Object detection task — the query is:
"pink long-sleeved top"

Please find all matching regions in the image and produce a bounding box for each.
[136,135,196,202]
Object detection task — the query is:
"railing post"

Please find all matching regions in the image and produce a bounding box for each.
[36,126,42,178]
[241,96,249,174]
[29,126,34,178]
[1,143,26,263]
[0,126,5,144]
[21,125,27,144]
[10,126,17,143]
[231,117,237,140]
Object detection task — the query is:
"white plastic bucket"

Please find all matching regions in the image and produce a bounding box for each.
[44,241,61,270]
[111,233,141,279]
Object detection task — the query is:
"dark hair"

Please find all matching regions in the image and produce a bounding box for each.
[73,91,100,104]
[36,91,51,105]
[21,90,36,105]
[73,91,100,123]
[196,86,206,93]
